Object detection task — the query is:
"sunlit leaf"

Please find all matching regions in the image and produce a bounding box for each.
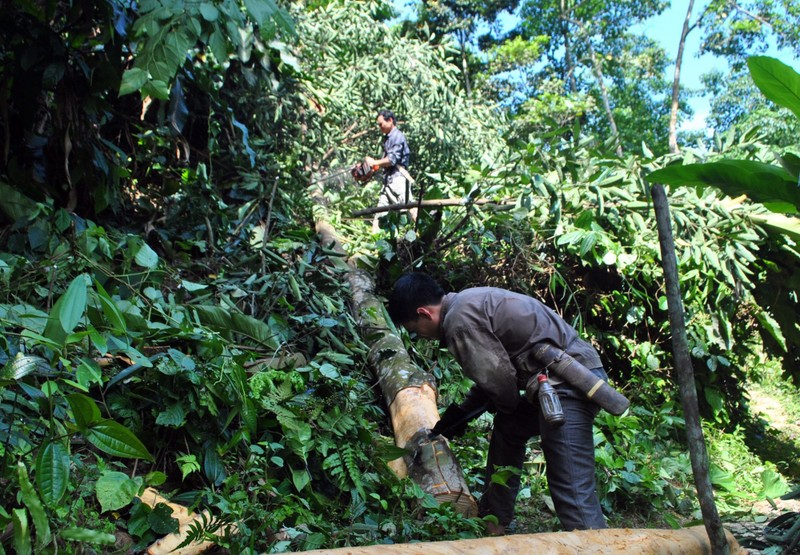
[18,462,51,548]
[60,528,117,545]
[76,358,102,388]
[120,68,148,97]
[96,471,140,513]
[648,161,800,213]
[0,354,51,381]
[748,56,800,121]
[12,507,31,555]
[133,241,159,269]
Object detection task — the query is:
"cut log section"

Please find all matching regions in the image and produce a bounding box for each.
[313,190,478,517]
[299,525,746,554]
[137,487,237,555]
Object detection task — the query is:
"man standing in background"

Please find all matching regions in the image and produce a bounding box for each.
[364,109,413,231]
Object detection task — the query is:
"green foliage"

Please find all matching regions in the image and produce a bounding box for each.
[1,0,799,549]
[748,56,800,120]
[121,0,295,100]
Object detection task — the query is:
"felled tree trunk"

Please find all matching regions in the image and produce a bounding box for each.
[299,525,746,554]
[313,193,478,517]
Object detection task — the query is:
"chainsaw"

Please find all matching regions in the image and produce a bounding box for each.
[312,162,379,184]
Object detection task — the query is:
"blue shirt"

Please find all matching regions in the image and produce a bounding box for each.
[382,127,410,176]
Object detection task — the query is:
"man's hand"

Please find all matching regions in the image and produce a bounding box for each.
[429,403,470,440]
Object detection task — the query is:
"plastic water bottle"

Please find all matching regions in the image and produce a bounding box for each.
[538,374,565,428]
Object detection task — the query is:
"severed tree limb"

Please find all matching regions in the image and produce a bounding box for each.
[351,198,515,217]
[312,187,478,517]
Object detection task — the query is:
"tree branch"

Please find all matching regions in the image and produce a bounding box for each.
[351,198,515,217]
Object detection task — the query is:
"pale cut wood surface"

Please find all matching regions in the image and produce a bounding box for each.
[299,525,746,554]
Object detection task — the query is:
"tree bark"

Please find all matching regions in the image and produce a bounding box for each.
[300,524,745,554]
[561,0,578,93]
[313,189,478,517]
[567,17,622,156]
[668,0,696,154]
[651,183,730,555]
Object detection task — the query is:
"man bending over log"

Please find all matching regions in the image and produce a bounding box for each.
[388,273,618,536]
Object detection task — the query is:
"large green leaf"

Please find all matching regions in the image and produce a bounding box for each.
[119,68,149,97]
[648,160,800,213]
[750,212,800,243]
[58,274,88,334]
[95,471,141,513]
[244,0,277,27]
[17,462,51,548]
[93,279,127,332]
[60,528,117,545]
[12,508,31,555]
[0,354,51,381]
[85,420,154,461]
[66,393,101,432]
[193,305,280,348]
[203,445,226,486]
[36,440,70,507]
[0,182,40,222]
[748,56,800,121]
[132,239,159,269]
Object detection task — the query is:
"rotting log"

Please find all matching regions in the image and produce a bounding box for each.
[299,525,746,555]
[313,189,478,517]
[137,487,237,555]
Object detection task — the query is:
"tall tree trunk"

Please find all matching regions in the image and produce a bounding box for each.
[569,18,622,155]
[669,0,696,154]
[459,30,472,95]
[587,42,622,156]
[560,0,578,93]
[651,183,730,555]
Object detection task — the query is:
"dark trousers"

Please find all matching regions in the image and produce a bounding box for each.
[477,368,608,531]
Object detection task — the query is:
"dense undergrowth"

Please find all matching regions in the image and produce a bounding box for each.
[1,0,800,552]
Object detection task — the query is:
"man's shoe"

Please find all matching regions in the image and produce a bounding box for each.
[485,521,506,536]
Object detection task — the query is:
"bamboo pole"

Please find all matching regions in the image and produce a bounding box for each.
[313,188,478,517]
[299,525,746,554]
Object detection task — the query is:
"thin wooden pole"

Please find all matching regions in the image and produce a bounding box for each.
[651,183,729,555]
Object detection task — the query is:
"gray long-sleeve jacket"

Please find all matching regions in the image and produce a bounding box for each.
[440,288,603,414]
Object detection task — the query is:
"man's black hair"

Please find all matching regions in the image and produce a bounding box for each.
[387,273,445,324]
[377,109,396,124]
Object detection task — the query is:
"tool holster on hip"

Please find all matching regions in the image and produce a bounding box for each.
[531,342,631,416]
